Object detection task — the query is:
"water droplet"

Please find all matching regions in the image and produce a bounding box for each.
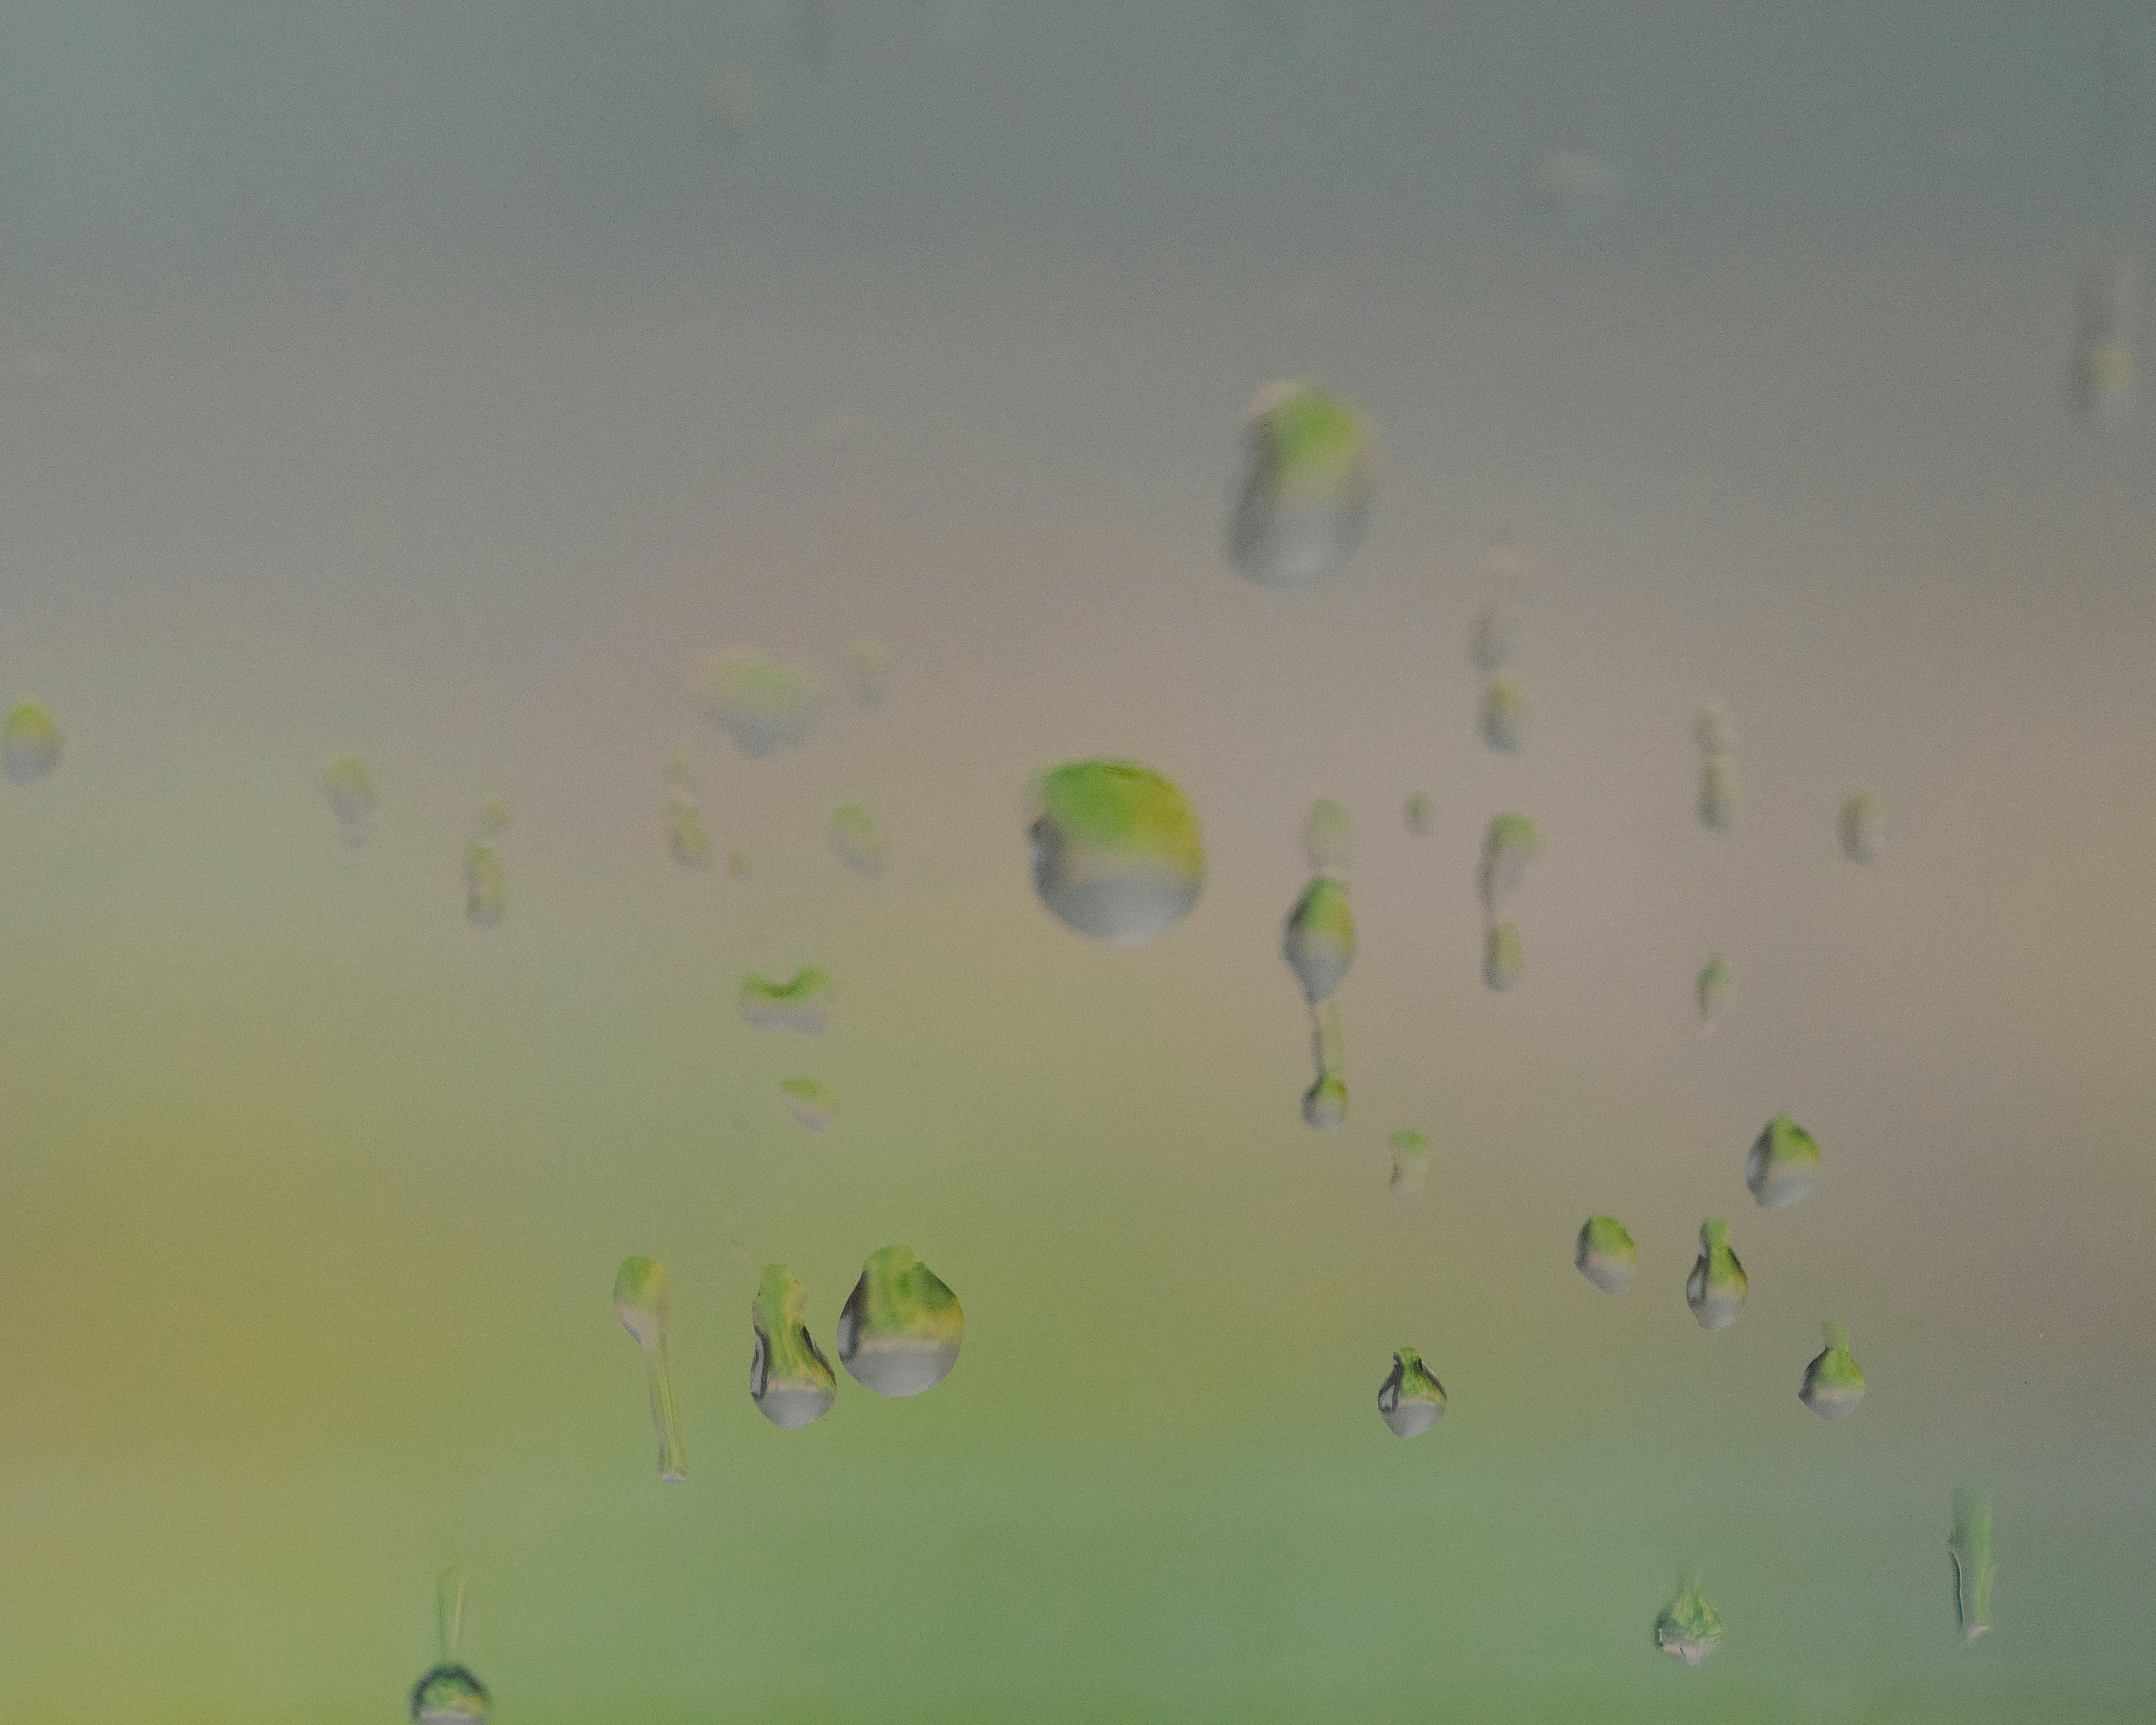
[1482,921,1524,992]
[1746,1115,1820,1210]
[1225,382,1374,588]
[1695,955,1732,1032]
[1685,1220,1747,1330]
[1696,754,1741,832]
[1404,791,1435,837]
[1839,790,1883,863]
[1479,676,1527,752]
[849,638,891,707]
[1282,877,1355,1005]
[1949,1488,1995,1643]
[1028,761,1205,944]
[1574,1216,1637,1294]
[828,803,889,878]
[700,651,819,759]
[3,699,62,784]
[1301,1067,1349,1131]
[613,1257,687,1482]
[1377,1347,1446,1436]
[463,842,506,929]
[319,755,378,846]
[776,1076,837,1133]
[1477,815,1540,916]
[739,968,835,1034]
[1387,1129,1430,1202]
[1300,797,1354,873]
[411,1568,489,1723]
[837,1245,964,1396]
[1799,1320,1866,1421]
[1653,1562,1724,1665]
[750,1264,836,1429]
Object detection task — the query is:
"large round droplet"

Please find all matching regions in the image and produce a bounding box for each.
[1377,1347,1446,1437]
[1798,1320,1866,1421]
[1574,1216,1637,1295]
[1225,382,1374,588]
[750,1264,837,1429]
[1745,1115,1820,1210]
[3,699,63,784]
[836,1244,964,1396]
[1028,761,1204,944]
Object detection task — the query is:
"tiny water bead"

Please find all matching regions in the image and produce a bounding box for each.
[1798,1320,1866,1421]
[1282,877,1355,1005]
[1949,1487,1995,1643]
[1225,381,1375,588]
[701,651,819,758]
[828,802,889,878]
[1653,1563,1724,1666]
[777,1076,837,1133]
[1028,760,1205,944]
[837,1245,965,1396]
[739,968,836,1034]
[409,1567,489,1723]
[2,698,62,784]
[463,842,506,929]
[613,1257,687,1482]
[1685,1220,1747,1330]
[1839,790,1884,863]
[751,1264,837,1429]
[1377,1348,1446,1437]
[1574,1216,1637,1294]
[319,755,378,846]
[1746,1114,1821,1210]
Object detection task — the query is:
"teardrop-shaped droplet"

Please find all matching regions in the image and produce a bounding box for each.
[1949,1487,1995,1643]
[1477,815,1540,917]
[1282,877,1356,1005]
[776,1076,837,1133]
[739,968,835,1034]
[1479,676,1527,752]
[1387,1129,1430,1203]
[1653,1562,1725,1665]
[1225,381,1375,588]
[700,651,819,758]
[1746,1114,1820,1210]
[828,802,889,878]
[3,699,63,784]
[837,1244,964,1396]
[1574,1216,1637,1294]
[1482,921,1524,992]
[1301,1067,1349,1131]
[1028,761,1205,944]
[1377,1347,1446,1437]
[1838,790,1883,864]
[319,754,378,846]
[1685,1220,1748,1331]
[463,842,506,929]
[750,1264,837,1429]
[1799,1320,1866,1421]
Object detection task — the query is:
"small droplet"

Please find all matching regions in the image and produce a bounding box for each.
[1482,921,1524,991]
[1695,955,1732,1032]
[700,651,818,759]
[1387,1129,1430,1202]
[1029,760,1205,944]
[1839,790,1883,863]
[1745,1114,1820,1210]
[1477,814,1540,916]
[1479,676,1527,752]
[1377,1347,1446,1437]
[849,638,891,706]
[1404,791,1435,837]
[2,699,63,784]
[1949,1487,1995,1643]
[750,1264,837,1429]
[1685,1220,1747,1331]
[837,1245,964,1396]
[463,841,506,929]
[1302,1067,1348,1131]
[1225,381,1374,588]
[1799,1320,1866,1421]
[828,802,889,878]
[1300,797,1354,874]
[1574,1216,1637,1294]
[1697,754,1741,832]
[776,1076,837,1133]
[1282,877,1355,1005]
[1653,1562,1724,1665]
[739,968,835,1034]
[319,755,378,846]
[613,1257,687,1482]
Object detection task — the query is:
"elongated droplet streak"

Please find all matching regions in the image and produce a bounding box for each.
[1949,1487,1995,1643]
[614,1257,687,1482]
[837,1245,965,1395]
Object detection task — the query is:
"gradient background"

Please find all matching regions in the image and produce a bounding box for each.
[0,3,2152,1720]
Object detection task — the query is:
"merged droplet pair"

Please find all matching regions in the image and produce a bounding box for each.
[1282,799,1357,1131]
[754,1248,965,1429]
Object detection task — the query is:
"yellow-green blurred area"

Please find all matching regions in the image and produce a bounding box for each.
[1,2,2154,1721]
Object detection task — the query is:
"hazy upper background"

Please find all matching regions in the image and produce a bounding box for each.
[0,2,2151,1722]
